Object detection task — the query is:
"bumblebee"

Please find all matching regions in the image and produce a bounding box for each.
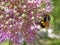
[38,13,51,29]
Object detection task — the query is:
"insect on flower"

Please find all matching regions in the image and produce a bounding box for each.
[37,13,51,29]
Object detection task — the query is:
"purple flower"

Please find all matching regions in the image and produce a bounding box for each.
[45,0,52,12]
[0,0,52,44]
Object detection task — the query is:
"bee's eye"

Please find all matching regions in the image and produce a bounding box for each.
[47,15,51,20]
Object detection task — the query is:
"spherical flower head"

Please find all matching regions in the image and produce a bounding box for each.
[0,0,52,44]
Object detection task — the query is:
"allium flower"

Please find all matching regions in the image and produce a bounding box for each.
[0,0,52,45]
[45,0,52,12]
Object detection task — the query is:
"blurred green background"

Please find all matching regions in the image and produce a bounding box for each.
[52,0,60,34]
[46,0,60,45]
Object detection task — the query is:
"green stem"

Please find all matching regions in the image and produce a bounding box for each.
[9,40,13,45]
[23,42,27,45]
